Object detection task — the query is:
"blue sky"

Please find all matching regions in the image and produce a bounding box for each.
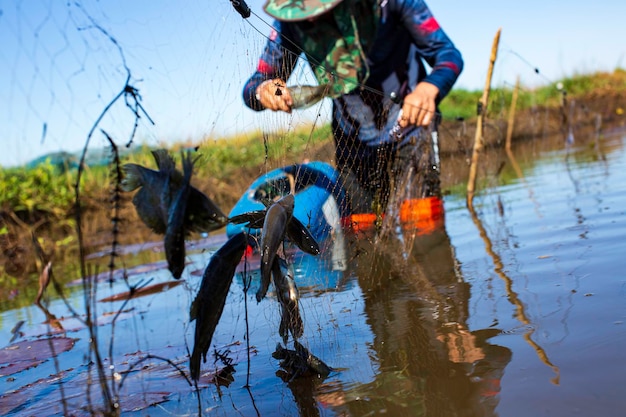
[1,0,624,167]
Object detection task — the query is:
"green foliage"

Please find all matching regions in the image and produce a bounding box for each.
[0,160,76,217]
[439,89,482,121]
[196,124,333,179]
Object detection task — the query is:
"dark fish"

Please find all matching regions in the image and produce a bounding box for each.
[286,216,320,255]
[230,206,319,256]
[257,194,294,302]
[121,149,228,235]
[272,257,303,343]
[272,340,333,379]
[189,232,252,381]
[164,152,193,279]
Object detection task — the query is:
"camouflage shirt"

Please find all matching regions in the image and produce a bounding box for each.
[243,0,463,147]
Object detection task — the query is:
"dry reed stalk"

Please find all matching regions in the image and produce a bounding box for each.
[466,28,501,209]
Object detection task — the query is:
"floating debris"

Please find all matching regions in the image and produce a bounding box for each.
[272,341,333,381]
[99,280,184,302]
[0,337,77,377]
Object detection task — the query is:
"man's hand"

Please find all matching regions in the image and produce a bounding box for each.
[398,82,439,128]
[255,78,293,113]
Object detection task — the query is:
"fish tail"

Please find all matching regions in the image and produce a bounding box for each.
[152,149,176,172]
[292,311,304,339]
[189,297,198,321]
[120,164,146,191]
[255,285,268,303]
[256,260,272,302]
[279,313,289,344]
[190,347,202,381]
[288,302,304,340]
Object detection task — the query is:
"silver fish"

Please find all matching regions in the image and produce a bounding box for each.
[257,194,294,302]
[289,84,330,110]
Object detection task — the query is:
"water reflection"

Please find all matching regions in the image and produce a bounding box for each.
[467,206,559,385]
[290,220,513,416]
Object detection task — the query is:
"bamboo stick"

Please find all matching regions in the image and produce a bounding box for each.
[466,28,501,210]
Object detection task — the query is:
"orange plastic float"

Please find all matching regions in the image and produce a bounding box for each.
[342,196,444,235]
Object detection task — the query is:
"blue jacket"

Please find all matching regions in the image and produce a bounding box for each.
[243,0,463,147]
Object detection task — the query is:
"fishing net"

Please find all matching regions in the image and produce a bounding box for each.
[2,0,575,415]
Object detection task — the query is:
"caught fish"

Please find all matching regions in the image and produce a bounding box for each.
[286,216,320,256]
[164,151,193,279]
[228,210,266,229]
[272,340,333,379]
[121,149,227,235]
[257,194,294,302]
[229,207,319,256]
[289,84,329,110]
[189,232,252,381]
[272,257,303,343]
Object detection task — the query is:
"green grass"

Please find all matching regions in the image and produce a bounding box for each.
[1,69,623,224]
[440,68,626,121]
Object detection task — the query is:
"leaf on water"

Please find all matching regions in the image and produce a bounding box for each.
[67,260,170,286]
[189,268,204,276]
[99,280,184,302]
[0,337,77,377]
[119,392,171,412]
[1,373,170,415]
[0,369,72,415]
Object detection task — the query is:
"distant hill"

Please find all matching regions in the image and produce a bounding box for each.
[24,147,138,171]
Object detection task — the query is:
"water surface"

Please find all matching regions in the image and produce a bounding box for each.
[1,127,625,416]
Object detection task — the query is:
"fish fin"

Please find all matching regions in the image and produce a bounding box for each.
[228,210,266,226]
[181,150,194,181]
[287,217,320,255]
[120,164,146,191]
[161,174,172,211]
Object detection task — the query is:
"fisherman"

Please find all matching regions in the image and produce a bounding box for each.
[243,0,463,213]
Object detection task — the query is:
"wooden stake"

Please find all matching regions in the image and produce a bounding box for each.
[505,76,520,152]
[466,28,501,209]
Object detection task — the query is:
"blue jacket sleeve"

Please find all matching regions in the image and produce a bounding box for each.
[394,0,463,99]
[242,20,300,111]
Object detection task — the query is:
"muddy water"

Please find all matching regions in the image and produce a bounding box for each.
[1,126,625,416]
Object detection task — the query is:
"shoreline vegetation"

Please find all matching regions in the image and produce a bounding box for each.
[1,69,625,306]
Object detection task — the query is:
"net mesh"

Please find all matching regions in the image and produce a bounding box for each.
[1,0,582,415]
